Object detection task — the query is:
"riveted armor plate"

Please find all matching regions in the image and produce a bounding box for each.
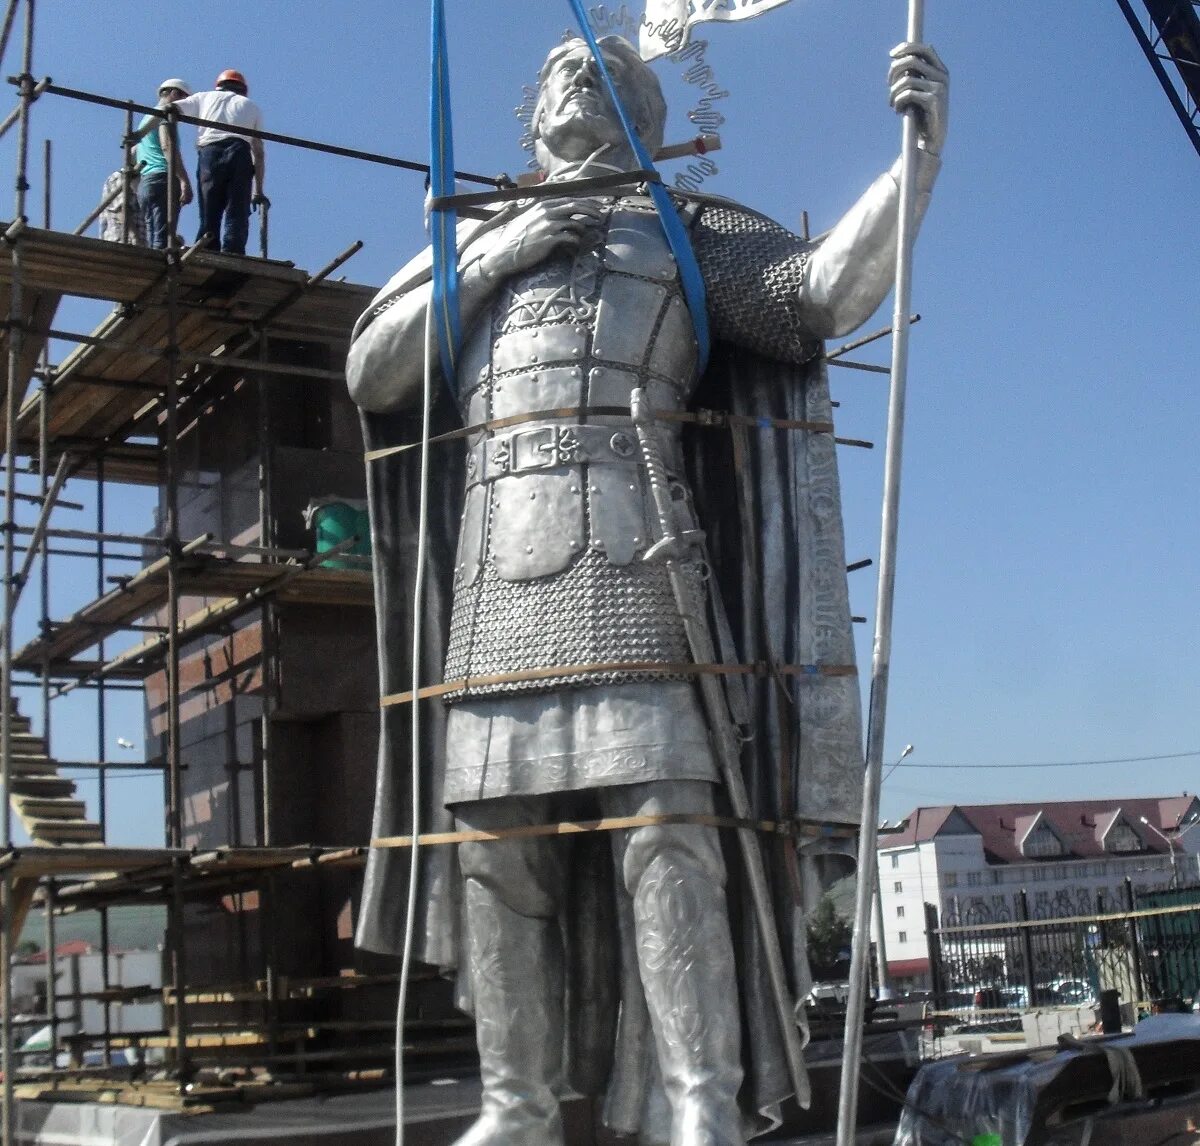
[593,275,668,367]
[456,476,489,588]
[491,471,585,581]
[586,365,638,418]
[457,321,493,415]
[493,322,587,375]
[603,207,679,281]
[588,464,650,566]
[490,365,585,421]
[648,294,698,382]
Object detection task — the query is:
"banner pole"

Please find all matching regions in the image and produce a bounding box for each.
[835,2,925,1143]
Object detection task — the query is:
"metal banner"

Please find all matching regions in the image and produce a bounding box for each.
[640,0,795,59]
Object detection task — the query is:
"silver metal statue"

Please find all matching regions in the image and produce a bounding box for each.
[348,35,948,1146]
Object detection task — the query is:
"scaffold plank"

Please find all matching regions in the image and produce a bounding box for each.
[0,845,185,877]
[0,223,373,458]
[13,554,372,670]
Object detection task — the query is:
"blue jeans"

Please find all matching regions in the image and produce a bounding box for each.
[196,138,253,255]
[138,171,169,249]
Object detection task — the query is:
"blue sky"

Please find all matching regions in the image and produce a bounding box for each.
[5,1,1198,843]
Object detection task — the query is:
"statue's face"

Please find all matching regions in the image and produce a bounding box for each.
[535,42,647,163]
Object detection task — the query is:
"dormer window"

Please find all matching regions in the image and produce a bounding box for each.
[1018,813,1066,859]
[1105,820,1143,853]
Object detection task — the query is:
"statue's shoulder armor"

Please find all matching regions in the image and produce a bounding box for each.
[681,193,819,365]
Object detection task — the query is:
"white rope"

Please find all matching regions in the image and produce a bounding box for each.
[394,299,436,1146]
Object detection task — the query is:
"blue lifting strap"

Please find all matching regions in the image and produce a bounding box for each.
[565,0,711,374]
[429,0,461,391]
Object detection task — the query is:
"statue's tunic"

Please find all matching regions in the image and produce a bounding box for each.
[442,195,718,805]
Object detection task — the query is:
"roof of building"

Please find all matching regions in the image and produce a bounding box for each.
[879,795,1200,865]
[18,938,95,964]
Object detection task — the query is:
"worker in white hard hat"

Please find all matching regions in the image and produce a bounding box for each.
[135,78,194,249]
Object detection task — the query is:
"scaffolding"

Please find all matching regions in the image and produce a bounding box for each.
[0,1,520,1139]
[0,3,905,1142]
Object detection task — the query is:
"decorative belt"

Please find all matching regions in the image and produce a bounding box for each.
[466,422,649,486]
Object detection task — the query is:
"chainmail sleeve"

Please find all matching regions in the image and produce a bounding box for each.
[690,200,819,365]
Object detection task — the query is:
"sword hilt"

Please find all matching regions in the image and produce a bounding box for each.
[630,387,704,563]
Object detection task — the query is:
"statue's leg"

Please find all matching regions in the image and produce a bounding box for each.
[452,794,567,1146]
[605,780,746,1146]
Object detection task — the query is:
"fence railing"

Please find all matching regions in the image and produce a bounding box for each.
[925,880,1200,1016]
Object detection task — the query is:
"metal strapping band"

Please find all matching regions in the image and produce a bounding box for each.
[381,660,857,706]
[371,811,858,850]
[363,407,836,463]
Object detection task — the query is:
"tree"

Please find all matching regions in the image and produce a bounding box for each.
[807,893,852,977]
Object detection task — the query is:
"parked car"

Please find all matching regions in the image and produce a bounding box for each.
[804,981,850,1007]
[973,985,1026,1010]
[1048,978,1096,1005]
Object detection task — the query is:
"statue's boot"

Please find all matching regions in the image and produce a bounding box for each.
[625,830,746,1146]
[451,875,565,1146]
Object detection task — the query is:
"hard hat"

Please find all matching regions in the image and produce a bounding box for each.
[215,69,248,92]
[158,77,192,97]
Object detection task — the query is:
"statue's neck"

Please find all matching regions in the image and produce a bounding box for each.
[546,142,638,183]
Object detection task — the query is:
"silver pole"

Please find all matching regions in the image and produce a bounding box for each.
[836,2,925,1143]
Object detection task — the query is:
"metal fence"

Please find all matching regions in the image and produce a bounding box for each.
[925,880,1200,1015]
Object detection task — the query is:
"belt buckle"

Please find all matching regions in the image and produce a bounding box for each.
[511,426,558,472]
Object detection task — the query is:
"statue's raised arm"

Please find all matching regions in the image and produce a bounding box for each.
[796,41,948,339]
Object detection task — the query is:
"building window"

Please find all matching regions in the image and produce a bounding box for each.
[991,869,1003,884]
[890,854,900,869]
[1092,862,1107,877]
[967,871,982,886]
[944,873,958,888]
[896,905,905,918]
[898,931,907,944]
[1055,865,1068,880]
[894,881,903,893]
[1032,866,1046,881]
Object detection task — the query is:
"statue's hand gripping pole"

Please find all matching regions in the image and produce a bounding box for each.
[630,387,812,1108]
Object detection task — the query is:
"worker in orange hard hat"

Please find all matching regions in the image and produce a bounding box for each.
[172,69,267,255]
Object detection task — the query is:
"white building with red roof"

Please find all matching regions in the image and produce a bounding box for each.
[874,795,1200,990]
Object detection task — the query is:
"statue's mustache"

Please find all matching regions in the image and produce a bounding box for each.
[558,84,606,114]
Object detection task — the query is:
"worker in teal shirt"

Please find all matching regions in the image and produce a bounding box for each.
[136,78,194,249]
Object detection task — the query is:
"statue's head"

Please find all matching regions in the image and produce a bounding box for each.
[532,35,667,171]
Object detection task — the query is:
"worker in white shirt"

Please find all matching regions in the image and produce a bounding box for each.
[173,69,267,255]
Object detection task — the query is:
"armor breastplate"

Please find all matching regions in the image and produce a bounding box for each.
[443,197,701,699]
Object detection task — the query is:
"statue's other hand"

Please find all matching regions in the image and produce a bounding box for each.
[888,41,949,157]
[479,198,605,281]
